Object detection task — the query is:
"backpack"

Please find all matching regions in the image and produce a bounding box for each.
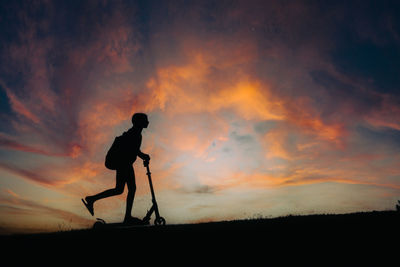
[105,135,125,170]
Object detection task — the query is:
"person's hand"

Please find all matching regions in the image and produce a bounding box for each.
[142,153,150,162]
[143,154,150,167]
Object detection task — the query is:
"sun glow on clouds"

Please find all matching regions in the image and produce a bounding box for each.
[1,0,400,233]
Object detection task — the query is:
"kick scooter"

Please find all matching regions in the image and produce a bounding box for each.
[142,160,166,225]
[93,160,166,229]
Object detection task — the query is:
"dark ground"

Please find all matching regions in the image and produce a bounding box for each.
[2,211,399,266]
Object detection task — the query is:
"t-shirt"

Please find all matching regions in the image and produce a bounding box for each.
[121,127,142,164]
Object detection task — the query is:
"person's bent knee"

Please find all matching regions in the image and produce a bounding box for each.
[114,187,124,195]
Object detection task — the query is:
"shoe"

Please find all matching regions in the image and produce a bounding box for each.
[123,216,144,225]
[82,198,94,216]
[142,218,150,225]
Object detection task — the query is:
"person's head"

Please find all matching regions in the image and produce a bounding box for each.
[131,113,149,128]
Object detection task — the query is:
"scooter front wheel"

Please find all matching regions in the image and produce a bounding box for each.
[154,217,166,226]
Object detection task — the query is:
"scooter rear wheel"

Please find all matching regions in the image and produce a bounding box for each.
[93,218,106,229]
[154,217,166,226]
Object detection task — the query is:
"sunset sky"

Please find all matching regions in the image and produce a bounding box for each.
[1,0,400,234]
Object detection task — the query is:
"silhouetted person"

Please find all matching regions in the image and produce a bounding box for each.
[82,113,150,224]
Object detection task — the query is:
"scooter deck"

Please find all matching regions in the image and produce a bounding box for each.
[93,218,149,229]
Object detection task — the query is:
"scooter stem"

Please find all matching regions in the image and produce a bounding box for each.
[144,161,157,202]
[143,160,162,222]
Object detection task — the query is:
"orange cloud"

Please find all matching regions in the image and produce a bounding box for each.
[264,130,291,159]
[1,82,40,124]
[210,81,284,121]
[284,97,347,145]
[212,168,400,192]
[155,114,230,159]
[142,50,286,126]
[0,133,60,156]
[0,157,104,192]
[0,162,62,187]
[5,188,19,198]
[77,101,129,154]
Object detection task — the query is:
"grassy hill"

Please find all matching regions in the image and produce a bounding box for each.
[2,210,399,266]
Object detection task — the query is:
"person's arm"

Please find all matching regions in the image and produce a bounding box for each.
[138,150,150,161]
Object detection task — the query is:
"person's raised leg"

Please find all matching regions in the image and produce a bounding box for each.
[83,169,125,215]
